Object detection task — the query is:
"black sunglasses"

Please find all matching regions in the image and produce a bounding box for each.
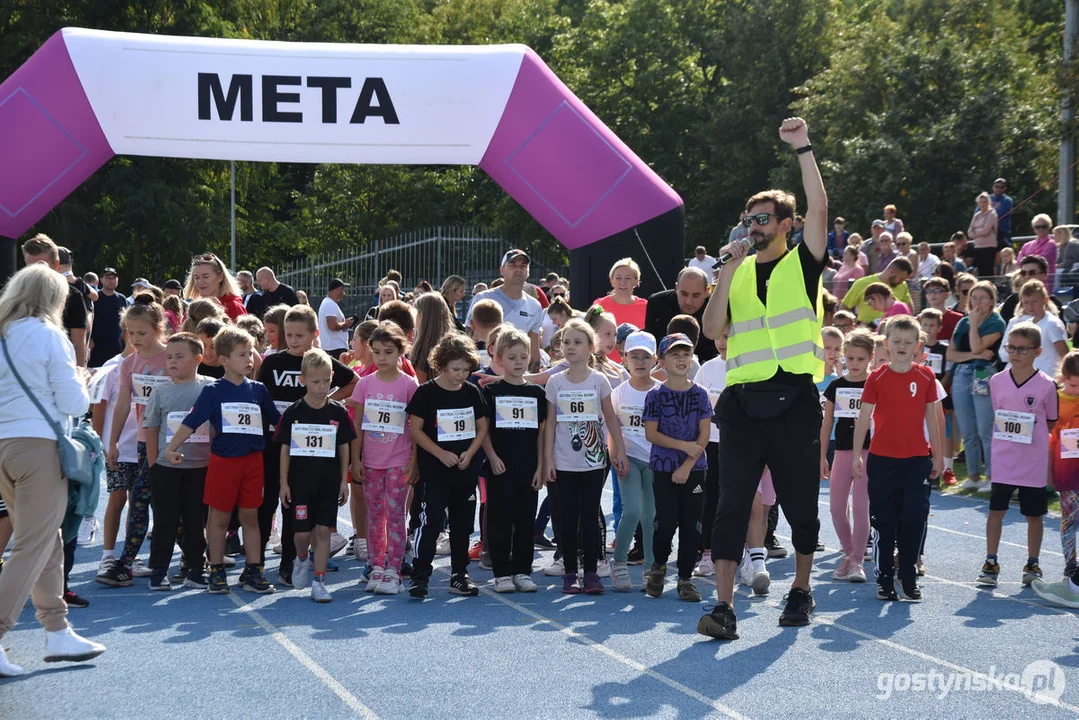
[1034,225,1050,230]
[741,213,780,228]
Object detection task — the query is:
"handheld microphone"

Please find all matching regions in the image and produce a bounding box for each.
[713,236,753,269]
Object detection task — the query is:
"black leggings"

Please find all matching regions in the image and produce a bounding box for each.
[972,246,997,278]
[149,464,208,571]
[486,473,538,577]
[260,446,295,567]
[553,469,606,574]
[653,470,705,579]
[547,475,607,563]
[412,468,478,580]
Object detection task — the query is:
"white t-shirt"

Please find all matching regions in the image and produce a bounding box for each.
[688,256,717,280]
[466,287,543,336]
[694,356,727,444]
[317,296,349,351]
[999,312,1068,378]
[611,380,658,463]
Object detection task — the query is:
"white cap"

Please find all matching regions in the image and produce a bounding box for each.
[623,331,657,356]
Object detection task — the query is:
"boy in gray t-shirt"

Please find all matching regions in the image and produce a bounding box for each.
[141,333,215,590]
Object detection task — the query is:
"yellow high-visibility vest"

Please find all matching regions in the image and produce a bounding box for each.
[726,250,825,384]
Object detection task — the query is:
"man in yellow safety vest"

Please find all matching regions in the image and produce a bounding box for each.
[697,117,828,641]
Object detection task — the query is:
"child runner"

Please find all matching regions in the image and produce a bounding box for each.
[261,304,290,356]
[142,333,214,590]
[343,319,377,561]
[99,302,170,586]
[544,319,628,595]
[481,327,547,593]
[92,325,139,586]
[609,331,659,591]
[407,334,489,598]
[822,329,874,583]
[815,326,843,555]
[976,322,1057,588]
[276,349,355,602]
[1033,350,1079,607]
[918,308,955,486]
[257,305,358,586]
[643,333,712,602]
[852,315,943,602]
[351,321,418,595]
[163,326,281,594]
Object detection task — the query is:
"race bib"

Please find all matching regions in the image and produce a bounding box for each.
[556,390,599,423]
[495,396,538,429]
[221,402,262,435]
[834,388,863,419]
[165,411,209,444]
[1061,429,1079,459]
[290,423,336,457]
[617,403,645,438]
[132,373,171,406]
[436,407,476,442]
[362,399,407,434]
[993,409,1035,445]
[925,353,943,375]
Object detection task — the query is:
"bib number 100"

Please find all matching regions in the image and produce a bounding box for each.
[1002,421,1023,434]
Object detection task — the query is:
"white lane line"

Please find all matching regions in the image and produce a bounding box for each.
[814,499,1064,557]
[227,593,379,719]
[462,573,752,720]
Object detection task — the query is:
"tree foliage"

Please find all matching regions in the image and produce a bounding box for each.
[0,0,1069,281]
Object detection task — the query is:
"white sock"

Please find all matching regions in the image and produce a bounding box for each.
[101,549,115,560]
[944,457,954,471]
[749,547,766,565]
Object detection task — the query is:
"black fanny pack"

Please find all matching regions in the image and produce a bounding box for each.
[733,381,805,421]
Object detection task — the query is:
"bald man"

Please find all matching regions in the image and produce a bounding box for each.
[644,266,717,363]
[245,267,299,318]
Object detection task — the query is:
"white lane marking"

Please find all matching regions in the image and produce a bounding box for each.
[467,575,752,720]
[814,499,1063,557]
[227,593,379,719]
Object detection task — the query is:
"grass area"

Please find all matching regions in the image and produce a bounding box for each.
[938,460,1062,514]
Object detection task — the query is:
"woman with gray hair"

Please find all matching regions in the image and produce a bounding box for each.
[0,264,105,676]
[967,192,999,278]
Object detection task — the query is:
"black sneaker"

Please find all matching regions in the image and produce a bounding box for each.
[533,535,556,550]
[170,561,189,585]
[237,565,250,588]
[277,563,294,588]
[208,567,230,594]
[645,563,666,598]
[696,602,739,640]
[63,590,89,608]
[877,576,899,601]
[778,587,815,626]
[766,538,788,559]
[449,573,480,596]
[183,569,209,589]
[149,570,171,591]
[899,577,922,602]
[225,533,243,556]
[409,577,429,599]
[627,543,645,566]
[400,561,413,578]
[815,541,825,552]
[96,561,133,587]
[243,565,275,594]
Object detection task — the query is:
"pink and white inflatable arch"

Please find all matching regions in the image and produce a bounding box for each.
[0,29,684,299]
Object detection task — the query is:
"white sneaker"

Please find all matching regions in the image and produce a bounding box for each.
[292,557,312,589]
[352,537,369,562]
[693,557,715,577]
[98,556,116,575]
[311,580,332,603]
[957,477,983,490]
[77,517,98,547]
[129,559,152,577]
[749,562,770,596]
[512,574,538,592]
[596,558,611,578]
[43,627,106,663]
[365,566,384,593]
[611,561,632,592]
[328,531,348,558]
[435,533,451,556]
[848,563,867,583]
[375,569,401,595]
[493,576,515,593]
[543,557,565,576]
[267,530,281,550]
[0,646,25,677]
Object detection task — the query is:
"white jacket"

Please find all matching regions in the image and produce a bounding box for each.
[0,318,90,441]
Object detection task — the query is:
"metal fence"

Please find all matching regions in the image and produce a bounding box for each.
[277,226,569,318]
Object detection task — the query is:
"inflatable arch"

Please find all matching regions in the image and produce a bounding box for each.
[0,28,684,301]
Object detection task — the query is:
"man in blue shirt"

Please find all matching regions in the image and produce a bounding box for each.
[990,177,1014,248]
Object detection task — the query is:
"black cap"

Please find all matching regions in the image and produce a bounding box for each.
[163,279,182,290]
[57,247,72,265]
[328,278,349,292]
[102,267,118,277]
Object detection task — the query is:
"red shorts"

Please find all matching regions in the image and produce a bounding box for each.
[205,452,264,512]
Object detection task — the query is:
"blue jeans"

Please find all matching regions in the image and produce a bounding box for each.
[951,364,994,478]
[611,468,622,532]
[613,457,654,566]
